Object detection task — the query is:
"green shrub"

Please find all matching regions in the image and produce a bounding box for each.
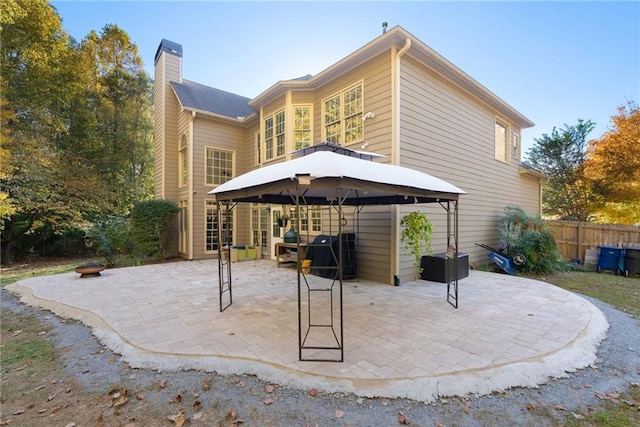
[86,216,130,267]
[498,205,562,274]
[130,199,179,260]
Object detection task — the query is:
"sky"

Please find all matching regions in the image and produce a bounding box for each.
[51,0,639,156]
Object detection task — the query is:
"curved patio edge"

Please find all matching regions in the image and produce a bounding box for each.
[5,279,609,403]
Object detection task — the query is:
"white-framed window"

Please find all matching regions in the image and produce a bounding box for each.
[205,200,233,253]
[264,110,285,160]
[265,117,274,160]
[310,206,322,231]
[294,105,312,149]
[179,134,188,187]
[205,147,234,186]
[288,206,321,232]
[178,200,188,254]
[495,118,509,163]
[250,205,269,252]
[512,132,520,160]
[323,82,363,145]
[275,110,285,157]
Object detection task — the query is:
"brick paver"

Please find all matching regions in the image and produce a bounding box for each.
[8,259,608,401]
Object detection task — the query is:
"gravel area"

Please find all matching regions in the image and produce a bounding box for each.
[2,288,639,426]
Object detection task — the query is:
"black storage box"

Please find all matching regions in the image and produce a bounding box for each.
[420,252,469,283]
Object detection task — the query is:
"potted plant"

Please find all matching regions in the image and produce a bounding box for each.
[400,211,433,275]
[277,214,289,228]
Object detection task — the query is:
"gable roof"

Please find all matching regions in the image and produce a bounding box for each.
[250,25,534,129]
[170,79,254,119]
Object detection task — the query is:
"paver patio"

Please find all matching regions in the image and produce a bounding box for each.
[7,259,608,402]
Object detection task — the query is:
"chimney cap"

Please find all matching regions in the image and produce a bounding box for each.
[154,39,183,65]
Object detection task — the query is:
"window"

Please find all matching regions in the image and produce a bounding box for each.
[205,148,233,185]
[250,206,269,252]
[275,111,285,156]
[323,83,363,144]
[311,207,322,231]
[178,200,187,254]
[294,106,312,149]
[264,117,273,160]
[495,118,509,162]
[255,132,261,165]
[288,206,321,232]
[206,200,233,253]
[512,132,520,160]
[264,110,285,161]
[179,135,188,187]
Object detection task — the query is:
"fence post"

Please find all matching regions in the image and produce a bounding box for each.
[577,222,583,262]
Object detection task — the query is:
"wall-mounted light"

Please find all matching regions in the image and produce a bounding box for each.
[363,112,375,121]
[296,174,314,186]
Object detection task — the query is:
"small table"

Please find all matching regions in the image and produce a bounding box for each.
[275,242,308,268]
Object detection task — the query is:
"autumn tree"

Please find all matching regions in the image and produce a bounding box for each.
[584,102,640,224]
[0,0,104,260]
[525,119,598,221]
[1,1,154,262]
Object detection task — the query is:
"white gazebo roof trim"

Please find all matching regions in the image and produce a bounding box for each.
[209,144,465,206]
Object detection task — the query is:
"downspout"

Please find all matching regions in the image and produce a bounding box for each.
[188,110,195,260]
[391,38,411,285]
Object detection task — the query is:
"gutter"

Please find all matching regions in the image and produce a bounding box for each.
[392,38,411,285]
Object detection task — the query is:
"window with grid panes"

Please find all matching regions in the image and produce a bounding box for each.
[275,111,285,156]
[265,117,274,160]
[205,148,233,185]
[323,83,363,144]
[205,200,233,252]
[179,135,188,187]
[294,106,312,149]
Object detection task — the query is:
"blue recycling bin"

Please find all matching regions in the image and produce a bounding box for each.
[597,245,625,274]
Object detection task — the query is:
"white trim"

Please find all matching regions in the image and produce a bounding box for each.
[321,80,364,145]
[204,146,236,187]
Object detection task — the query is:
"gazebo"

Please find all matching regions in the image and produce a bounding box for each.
[210,142,465,362]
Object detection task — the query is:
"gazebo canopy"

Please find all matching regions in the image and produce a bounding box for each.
[209,142,466,362]
[209,142,465,204]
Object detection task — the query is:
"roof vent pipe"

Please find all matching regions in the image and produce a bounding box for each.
[382,22,388,34]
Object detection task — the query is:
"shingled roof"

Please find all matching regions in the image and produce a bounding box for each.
[171,79,254,119]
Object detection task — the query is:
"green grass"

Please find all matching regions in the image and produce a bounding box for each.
[533,269,640,426]
[0,257,99,288]
[534,270,640,318]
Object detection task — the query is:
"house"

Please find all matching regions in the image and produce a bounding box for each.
[153,25,542,285]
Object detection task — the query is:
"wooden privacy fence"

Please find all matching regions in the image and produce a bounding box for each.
[545,220,640,261]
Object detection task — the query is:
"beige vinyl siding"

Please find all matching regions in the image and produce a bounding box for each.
[397,55,539,280]
[190,117,250,259]
[307,52,394,283]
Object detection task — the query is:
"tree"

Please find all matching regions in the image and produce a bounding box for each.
[525,119,597,221]
[583,102,640,224]
[0,0,105,261]
[1,1,154,262]
[70,24,154,213]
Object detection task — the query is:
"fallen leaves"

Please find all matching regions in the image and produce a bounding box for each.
[309,388,318,397]
[398,410,410,424]
[202,378,211,391]
[265,384,276,393]
[168,408,187,426]
[595,391,621,404]
[11,329,23,337]
[225,410,243,425]
[334,410,344,419]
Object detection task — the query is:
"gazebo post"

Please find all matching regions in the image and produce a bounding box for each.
[217,201,233,312]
